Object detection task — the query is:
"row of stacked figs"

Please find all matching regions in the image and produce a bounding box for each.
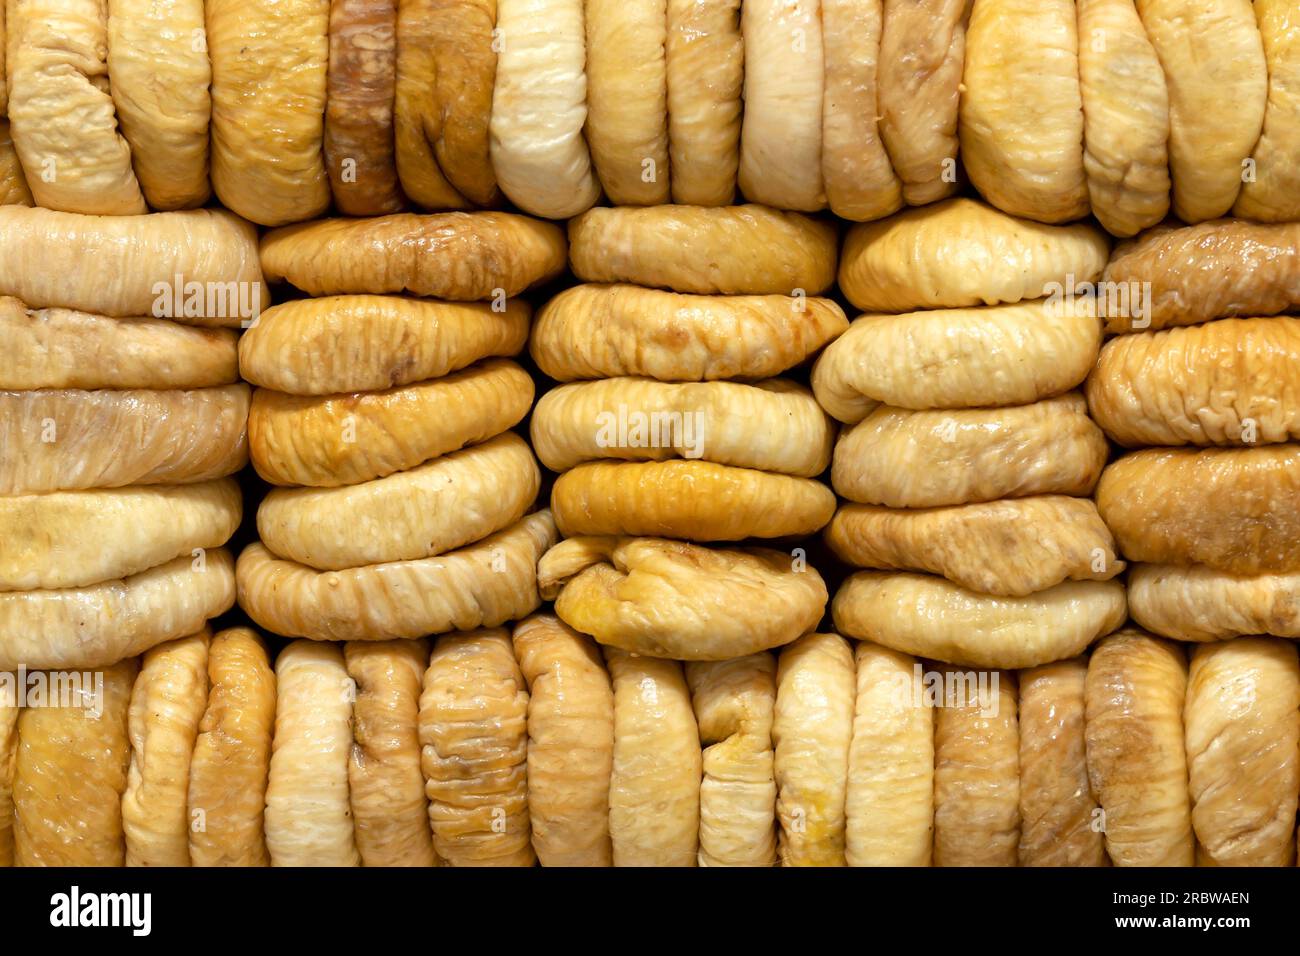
[6,620,1292,867]
[1,0,1297,232]
[2,195,1299,864]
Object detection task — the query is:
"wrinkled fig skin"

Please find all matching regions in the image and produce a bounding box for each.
[1129,563,1300,642]
[1185,638,1300,867]
[236,511,557,642]
[774,633,854,867]
[568,205,838,295]
[265,641,359,866]
[0,299,239,390]
[239,296,530,395]
[208,0,331,227]
[1085,630,1194,866]
[188,627,276,867]
[933,668,1020,867]
[538,535,828,661]
[257,432,540,570]
[345,640,436,867]
[738,0,826,213]
[832,394,1108,508]
[584,0,669,207]
[1017,658,1106,866]
[1100,220,1300,333]
[0,120,34,206]
[825,496,1124,597]
[12,659,138,866]
[512,614,614,867]
[1135,0,1266,223]
[1235,0,1300,221]
[606,648,701,867]
[123,631,210,867]
[664,0,742,206]
[0,698,15,866]
[0,386,250,494]
[838,198,1110,312]
[959,0,1088,224]
[0,550,236,672]
[551,459,837,542]
[687,654,778,868]
[812,299,1101,422]
[1088,318,1300,447]
[1076,0,1171,237]
[259,212,566,300]
[531,377,833,476]
[325,0,405,217]
[845,641,933,867]
[531,283,848,383]
[420,630,534,866]
[1097,445,1300,573]
[249,360,534,488]
[877,0,966,206]
[820,0,903,222]
[833,572,1127,669]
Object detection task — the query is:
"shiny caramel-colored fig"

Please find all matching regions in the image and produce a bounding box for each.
[0,120,33,206]
[208,0,330,226]
[665,0,742,206]
[959,0,1088,223]
[7,0,146,214]
[260,212,566,300]
[123,631,210,867]
[0,299,239,390]
[420,630,533,866]
[1085,630,1193,866]
[551,460,836,541]
[265,641,359,866]
[1097,446,1300,573]
[1184,638,1300,867]
[774,633,854,867]
[1087,318,1300,446]
[1100,219,1300,333]
[239,296,529,395]
[568,205,838,295]
[831,395,1108,508]
[0,697,14,867]
[812,298,1101,422]
[12,659,137,866]
[826,497,1123,597]
[249,360,533,487]
[188,627,276,867]
[531,377,832,476]
[1076,0,1170,237]
[236,511,556,642]
[531,283,847,382]
[512,614,614,867]
[106,0,211,209]
[585,0,669,206]
[845,641,933,867]
[257,433,538,570]
[1129,563,1300,642]
[346,640,435,867]
[325,0,405,216]
[833,572,1127,669]
[1017,657,1106,866]
[0,386,249,494]
[934,668,1020,867]
[606,648,701,867]
[738,0,826,212]
[488,0,600,218]
[0,206,265,324]
[0,550,236,671]
[538,535,827,661]
[1136,0,1265,222]
[0,479,241,591]
[838,199,1109,312]
[687,654,778,867]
